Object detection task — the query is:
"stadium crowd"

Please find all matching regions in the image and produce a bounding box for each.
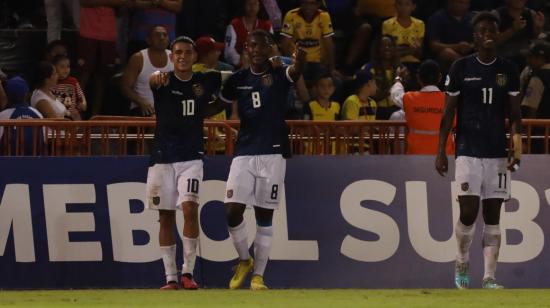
[0,0,550,124]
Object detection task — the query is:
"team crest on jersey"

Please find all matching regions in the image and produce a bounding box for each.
[192,84,204,97]
[496,74,507,87]
[262,74,273,87]
[153,196,160,205]
[461,182,469,192]
[227,189,233,198]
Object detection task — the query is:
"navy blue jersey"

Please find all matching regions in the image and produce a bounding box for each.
[0,104,44,155]
[446,54,519,158]
[150,71,221,164]
[220,66,294,157]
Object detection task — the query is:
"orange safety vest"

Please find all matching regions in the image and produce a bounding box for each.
[403,91,454,155]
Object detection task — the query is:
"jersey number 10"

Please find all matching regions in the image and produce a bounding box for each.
[182,99,195,116]
[482,87,493,104]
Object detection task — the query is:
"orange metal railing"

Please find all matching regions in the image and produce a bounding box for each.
[0,118,549,156]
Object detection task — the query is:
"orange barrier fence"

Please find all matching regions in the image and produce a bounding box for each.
[0,117,549,156]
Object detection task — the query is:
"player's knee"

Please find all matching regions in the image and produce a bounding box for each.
[482,226,501,247]
[182,202,198,219]
[459,213,477,226]
[226,203,245,227]
[158,210,175,226]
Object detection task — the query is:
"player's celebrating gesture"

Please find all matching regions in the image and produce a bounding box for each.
[220,30,306,290]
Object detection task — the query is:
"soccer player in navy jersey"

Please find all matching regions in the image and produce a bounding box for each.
[435,12,522,289]
[147,36,227,290]
[220,29,306,290]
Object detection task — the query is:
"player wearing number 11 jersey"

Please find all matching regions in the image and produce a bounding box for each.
[147,36,226,290]
[220,30,306,290]
[435,12,522,290]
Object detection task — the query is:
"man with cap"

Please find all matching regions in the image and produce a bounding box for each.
[521,39,550,119]
[192,36,234,73]
[0,77,44,155]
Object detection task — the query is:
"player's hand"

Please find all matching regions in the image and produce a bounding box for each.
[139,103,155,117]
[508,133,522,172]
[293,42,307,64]
[435,152,448,177]
[512,16,527,32]
[268,56,284,69]
[150,71,169,88]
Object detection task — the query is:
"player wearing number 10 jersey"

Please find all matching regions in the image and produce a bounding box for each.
[147,36,225,290]
[219,30,306,290]
[436,12,522,290]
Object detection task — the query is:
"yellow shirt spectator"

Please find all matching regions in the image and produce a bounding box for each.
[342,95,377,120]
[281,8,334,63]
[382,16,425,63]
[306,100,340,121]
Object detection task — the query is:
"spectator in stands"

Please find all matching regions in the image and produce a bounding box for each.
[303,73,339,120]
[389,59,454,154]
[427,0,475,72]
[493,0,546,67]
[261,0,282,32]
[44,40,69,62]
[31,61,78,119]
[0,76,44,155]
[78,0,127,116]
[382,0,425,89]
[45,0,80,43]
[357,35,402,119]
[342,71,377,121]
[52,54,87,119]
[194,36,234,72]
[121,25,172,117]
[126,0,182,58]
[280,0,337,86]
[521,40,550,118]
[225,0,273,68]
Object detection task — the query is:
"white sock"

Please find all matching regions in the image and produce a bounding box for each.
[483,224,501,280]
[160,245,177,283]
[455,221,475,263]
[182,236,198,275]
[228,220,250,260]
[253,225,273,277]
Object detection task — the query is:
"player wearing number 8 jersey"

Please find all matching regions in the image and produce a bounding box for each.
[220,29,306,290]
[147,36,226,290]
[435,12,522,290]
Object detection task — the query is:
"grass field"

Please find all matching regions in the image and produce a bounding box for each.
[1,289,550,307]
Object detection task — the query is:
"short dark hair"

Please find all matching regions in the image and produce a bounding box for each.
[249,29,275,45]
[51,54,70,65]
[418,60,441,86]
[472,11,500,28]
[315,72,333,85]
[32,61,55,89]
[170,36,195,51]
[45,40,67,55]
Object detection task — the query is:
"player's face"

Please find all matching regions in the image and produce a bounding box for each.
[246,35,271,66]
[55,59,70,80]
[395,0,415,17]
[300,0,319,19]
[474,20,499,51]
[448,0,470,16]
[316,77,335,99]
[244,0,260,17]
[170,42,196,72]
[148,26,169,51]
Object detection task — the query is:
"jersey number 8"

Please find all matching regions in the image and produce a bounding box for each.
[252,91,261,108]
[182,99,195,116]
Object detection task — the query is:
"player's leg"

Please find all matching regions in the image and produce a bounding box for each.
[454,156,482,289]
[225,156,255,289]
[175,160,203,290]
[479,157,509,289]
[250,206,274,291]
[147,164,179,290]
[249,154,286,290]
[481,198,504,289]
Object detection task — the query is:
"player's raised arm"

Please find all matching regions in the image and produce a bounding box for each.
[287,42,307,82]
[149,71,170,89]
[435,94,457,176]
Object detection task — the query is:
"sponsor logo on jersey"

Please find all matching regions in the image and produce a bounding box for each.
[237,86,253,90]
[153,196,160,205]
[464,77,482,81]
[192,84,204,97]
[496,74,507,87]
[262,74,273,87]
[171,90,183,95]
